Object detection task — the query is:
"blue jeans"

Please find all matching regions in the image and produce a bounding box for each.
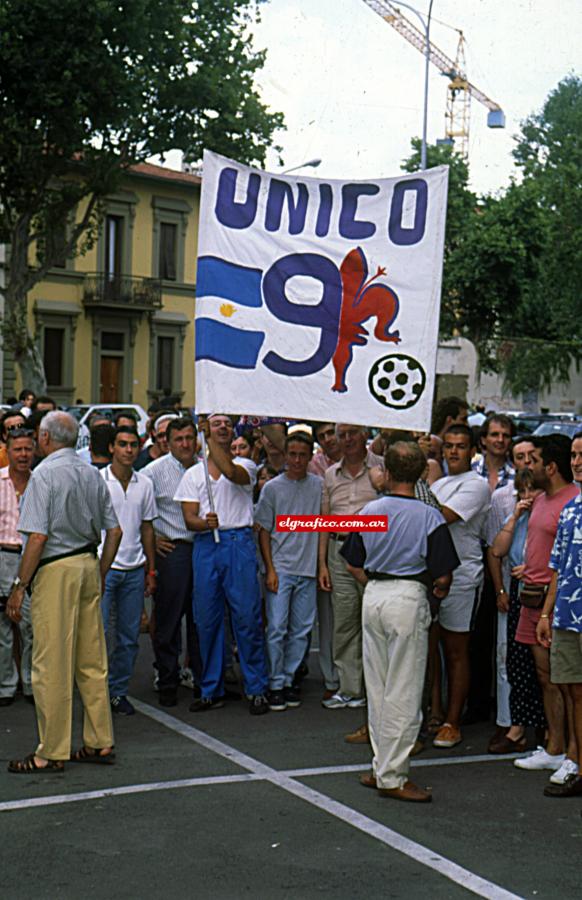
[101,567,145,697]
[193,529,268,699]
[265,575,317,690]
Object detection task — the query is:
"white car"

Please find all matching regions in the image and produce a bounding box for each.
[64,404,149,450]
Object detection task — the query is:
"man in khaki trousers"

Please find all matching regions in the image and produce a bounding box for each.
[6,411,121,774]
[318,425,382,710]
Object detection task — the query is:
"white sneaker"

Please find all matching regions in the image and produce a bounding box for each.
[347,696,367,709]
[514,746,566,771]
[321,692,352,709]
[180,667,194,690]
[549,758,579,784]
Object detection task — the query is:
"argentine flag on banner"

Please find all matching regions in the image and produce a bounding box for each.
[195,150,448,430]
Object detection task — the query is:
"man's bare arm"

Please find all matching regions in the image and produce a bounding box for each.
[181,500,219,532]
[100,526,123,582]
[208,437,250,485]
[440,506,462,525]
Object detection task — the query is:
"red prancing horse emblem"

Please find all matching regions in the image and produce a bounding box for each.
[331,246,400,393]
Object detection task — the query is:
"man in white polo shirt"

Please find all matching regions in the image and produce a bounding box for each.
[430,424,491,748]
[101,426,157,716]
[175,414,269,716]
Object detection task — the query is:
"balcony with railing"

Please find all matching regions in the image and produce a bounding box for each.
[83,273,162,312]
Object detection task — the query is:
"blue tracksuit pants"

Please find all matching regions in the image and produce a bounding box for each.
[193,528,268,699]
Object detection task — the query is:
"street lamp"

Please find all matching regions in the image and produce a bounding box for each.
[395,1,435,171]
[281,158,322,175]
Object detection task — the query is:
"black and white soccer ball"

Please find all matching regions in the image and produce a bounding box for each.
[368,354,426,409]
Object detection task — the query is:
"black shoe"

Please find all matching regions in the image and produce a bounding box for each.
[292,661,309,688]
[189,696,225,713]
[284,685,302,708]
[223,687,242,701]
[268,690,287,711]
[249,694,269,716]
[191,683,202,700]
[0,696,15,707]
[111,696,135,716]
[159,690,178,708]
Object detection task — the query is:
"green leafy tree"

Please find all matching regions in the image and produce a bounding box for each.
[404,75,582,400]
[401,139,482,340]
[506,74,582,395]
[0,0,283,391]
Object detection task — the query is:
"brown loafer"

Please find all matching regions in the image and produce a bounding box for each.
[410,739,425,757]
[378,780,432,803]
[345,724,370,744]
[488,734,527,755]
[359,771,377,789]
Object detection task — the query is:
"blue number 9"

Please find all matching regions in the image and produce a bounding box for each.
[262,254,342,377]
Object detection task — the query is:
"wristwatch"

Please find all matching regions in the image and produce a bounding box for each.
[496,588,507,595]
[11,575,28,591]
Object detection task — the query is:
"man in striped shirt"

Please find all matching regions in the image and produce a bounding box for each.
[6,412,121,773]
[0,428,34,706]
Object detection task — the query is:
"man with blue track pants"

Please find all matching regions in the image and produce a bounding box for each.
[175,414,269,715]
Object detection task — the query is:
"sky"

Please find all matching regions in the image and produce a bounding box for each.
[247,0,581,195]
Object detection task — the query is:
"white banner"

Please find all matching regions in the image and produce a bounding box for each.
[195,150,448,430]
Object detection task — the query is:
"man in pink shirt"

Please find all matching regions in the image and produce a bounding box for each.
[514,435,579,777]
[308,422,341,478]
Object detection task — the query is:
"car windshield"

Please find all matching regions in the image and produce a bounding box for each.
[533,422,582,438]
[64,406,89,421]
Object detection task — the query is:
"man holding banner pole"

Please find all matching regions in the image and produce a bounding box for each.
[176,414,270,715]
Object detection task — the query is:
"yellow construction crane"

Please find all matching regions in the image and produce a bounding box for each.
[362,0,505,159]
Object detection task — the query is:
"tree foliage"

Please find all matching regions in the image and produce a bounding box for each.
[403,75,582,398]
[0,0,283,390]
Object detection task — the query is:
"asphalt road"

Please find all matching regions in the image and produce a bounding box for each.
[1,636,581,900]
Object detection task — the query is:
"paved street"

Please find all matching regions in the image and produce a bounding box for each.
[1,637,581,900]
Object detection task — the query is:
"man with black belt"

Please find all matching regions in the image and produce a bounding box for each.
[341,441,459,802]
[6,411,121,773]
[143,417,202,707]
[0,428,35,706]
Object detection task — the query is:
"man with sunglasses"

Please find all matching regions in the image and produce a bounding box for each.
[0,428,35,706]
[134,413,177,471]
[0,410,26,468]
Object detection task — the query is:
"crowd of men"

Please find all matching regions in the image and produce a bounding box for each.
[1,393,581,806]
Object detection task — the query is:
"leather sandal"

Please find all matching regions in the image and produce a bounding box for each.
[8,752,64,774]
[70,746,115,765]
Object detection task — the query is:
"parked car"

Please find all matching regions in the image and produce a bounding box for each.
[63,404,148,450]
[507,413,556,436]
[532,420,582,439]
[508,412,581,437]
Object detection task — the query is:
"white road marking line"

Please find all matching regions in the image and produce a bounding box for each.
[286,753,522,778]
[132,699,523,900]
[0,754,520,815]
[0,773,260,813]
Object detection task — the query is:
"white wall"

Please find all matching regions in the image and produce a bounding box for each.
[437,338,582,414]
